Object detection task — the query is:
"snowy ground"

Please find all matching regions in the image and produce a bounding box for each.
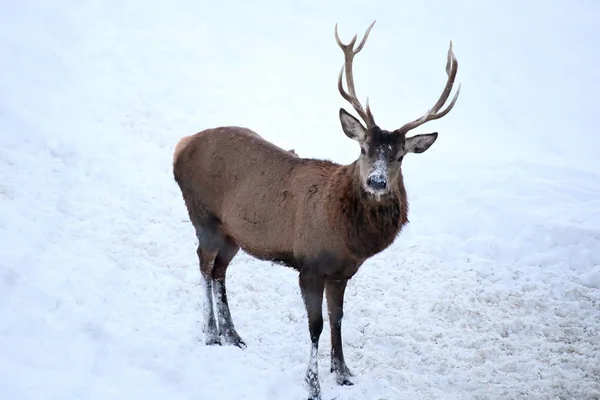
[1,1,599,399]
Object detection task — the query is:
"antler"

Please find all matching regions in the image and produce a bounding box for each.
[397,41,461,134]
[335,21,377,129]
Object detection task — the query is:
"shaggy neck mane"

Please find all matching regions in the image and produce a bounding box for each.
[327,162,409,259]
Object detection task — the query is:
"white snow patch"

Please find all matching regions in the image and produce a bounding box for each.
[580,267,600,289]
[368,156,388,180]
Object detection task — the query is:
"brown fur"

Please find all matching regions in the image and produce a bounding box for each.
[173,135,194,167]
[173,127,408,278]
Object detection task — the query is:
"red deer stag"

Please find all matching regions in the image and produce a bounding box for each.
[173,21,460,400]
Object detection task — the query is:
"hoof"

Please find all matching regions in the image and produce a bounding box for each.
[205,332,221,346]
[220,328,247,349]
[336,376,354,386]
[222,333,247,349]
[331,363,354,386]
[306,391,322,400]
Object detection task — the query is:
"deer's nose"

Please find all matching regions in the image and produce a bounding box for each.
[367,175,388,190]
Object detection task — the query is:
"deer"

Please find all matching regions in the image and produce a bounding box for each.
[172,20,460,400]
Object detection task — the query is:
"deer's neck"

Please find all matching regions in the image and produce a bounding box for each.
[329,163,409,260]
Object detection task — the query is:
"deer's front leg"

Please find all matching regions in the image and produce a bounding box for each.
[299,272,326,400]
[325,279,353,385]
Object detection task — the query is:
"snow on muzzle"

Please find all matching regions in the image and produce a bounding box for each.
[366,159,389,192]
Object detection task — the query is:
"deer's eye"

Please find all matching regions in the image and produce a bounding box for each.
[360,148,366,155]
[397,156,404,162]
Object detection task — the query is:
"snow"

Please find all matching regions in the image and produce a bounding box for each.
[580,267,600,290]
[1,1,599,399]
[367,154,388,187]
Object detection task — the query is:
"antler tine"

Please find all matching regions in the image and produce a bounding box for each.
[335,21,377,128]
[397,41,461,134]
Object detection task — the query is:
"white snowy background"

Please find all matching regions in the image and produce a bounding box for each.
[1,0,599,399]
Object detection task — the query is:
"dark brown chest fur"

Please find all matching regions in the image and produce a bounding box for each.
[329,166,409,260]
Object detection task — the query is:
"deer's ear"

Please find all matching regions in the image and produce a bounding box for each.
[404,132,438,154]
[339,108,367,142]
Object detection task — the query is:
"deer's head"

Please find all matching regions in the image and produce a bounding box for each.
[335,21,461,197]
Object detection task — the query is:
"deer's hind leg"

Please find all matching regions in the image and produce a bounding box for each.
[197,245,220,345]
[212,236,245,348]
[192,211,227,346]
